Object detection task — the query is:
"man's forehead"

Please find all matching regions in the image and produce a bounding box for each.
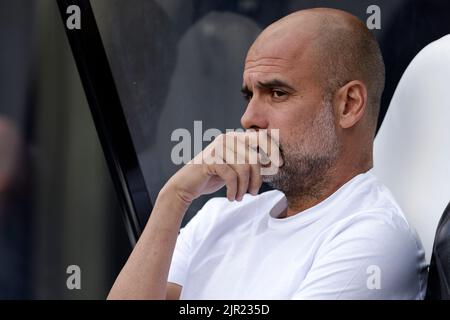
[243,45,311,87]
[244,56,293,73]
[246,35,307,63]
[244,33,314,78]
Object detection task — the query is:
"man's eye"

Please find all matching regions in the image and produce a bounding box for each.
[243,92,253,101]
[272,90,287,98]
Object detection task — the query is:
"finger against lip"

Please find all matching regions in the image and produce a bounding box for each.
[258,148,271,166]
[255,131,283,168]
[233,130,283,168]
[226,135,259,165]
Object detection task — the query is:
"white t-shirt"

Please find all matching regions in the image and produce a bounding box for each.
[168,169,428,299]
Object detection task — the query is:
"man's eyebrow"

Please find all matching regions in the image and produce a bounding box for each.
[256,79,295,92]
[241,79,295,95]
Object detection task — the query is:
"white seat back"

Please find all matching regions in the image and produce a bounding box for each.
[374,35,450,263]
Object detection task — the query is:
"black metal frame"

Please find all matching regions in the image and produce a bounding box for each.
[56,0,152,245]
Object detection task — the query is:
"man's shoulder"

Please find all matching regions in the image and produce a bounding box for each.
[321,204,424,259]
[318,171,422,254]
[334,171,416,238]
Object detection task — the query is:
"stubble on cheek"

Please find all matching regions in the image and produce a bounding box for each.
[261,99,339,196]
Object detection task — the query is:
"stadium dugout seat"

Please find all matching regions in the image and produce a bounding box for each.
[373,35,450,299]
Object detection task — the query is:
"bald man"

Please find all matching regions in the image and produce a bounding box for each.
[108,8,427,300]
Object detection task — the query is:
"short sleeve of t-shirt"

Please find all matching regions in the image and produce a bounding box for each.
[167,199,216,286]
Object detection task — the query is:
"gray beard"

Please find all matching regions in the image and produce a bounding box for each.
[263,152,336,198]
[263,97,339,199]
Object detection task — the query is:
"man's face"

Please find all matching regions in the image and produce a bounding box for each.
[240,32,340,197]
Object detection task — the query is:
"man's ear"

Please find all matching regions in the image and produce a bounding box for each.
[335,80,367,129]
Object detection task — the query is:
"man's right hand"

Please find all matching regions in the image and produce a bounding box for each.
[108,130,282,300]
[162,130,283,207]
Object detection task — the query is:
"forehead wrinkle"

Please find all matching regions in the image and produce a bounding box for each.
[244,57,294,74]
[244,66,287,75]
[245,57,291,66]
[245,38,311,73]
[245,56,289,63]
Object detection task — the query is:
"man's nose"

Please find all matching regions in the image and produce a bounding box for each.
[240,99,269,130]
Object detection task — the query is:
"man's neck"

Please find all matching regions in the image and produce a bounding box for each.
[284,163,372,218]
